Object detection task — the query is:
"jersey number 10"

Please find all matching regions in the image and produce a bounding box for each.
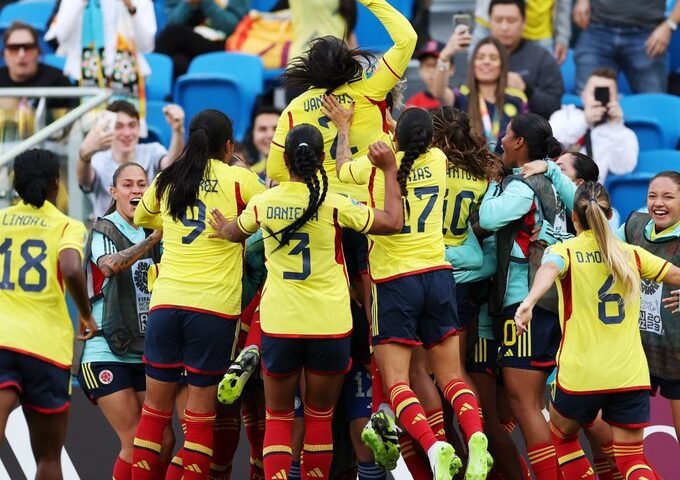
[0,238,48,292]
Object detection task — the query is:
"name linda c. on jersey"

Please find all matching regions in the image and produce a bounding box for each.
[2,213,49,228]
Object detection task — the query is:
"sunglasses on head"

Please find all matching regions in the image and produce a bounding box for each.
[4,43,38,53]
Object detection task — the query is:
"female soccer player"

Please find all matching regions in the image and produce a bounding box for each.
[209,123,404,479]
[515,182,680,480]
[0,149,97,479]
[131,109,265,480]
[78,162,167,480]
[336,106,491,480]
[618,171,680,444]
[478,113,568,480]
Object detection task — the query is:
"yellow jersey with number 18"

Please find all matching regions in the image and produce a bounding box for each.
[237,182,374,337]
[338,147,450,282]
[135,160,265,318]
[545,231,671,394]
[0,201,87,368]
[443,166,489,247]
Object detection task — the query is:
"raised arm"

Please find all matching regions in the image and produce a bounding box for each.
[479,179,535,232]
[97,230,162,278]
[514,261,561,334]
[321,94,355,178]
[366,142,404,234]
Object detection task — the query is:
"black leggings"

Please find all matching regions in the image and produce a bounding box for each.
[154,23,224,78]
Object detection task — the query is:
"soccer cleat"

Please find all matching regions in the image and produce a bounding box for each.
[361,411,401,470]
[428,441,461,480]
[465,431,491,480]
[217,345,260,405]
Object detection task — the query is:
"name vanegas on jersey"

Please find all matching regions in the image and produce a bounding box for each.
[303,93,354,113]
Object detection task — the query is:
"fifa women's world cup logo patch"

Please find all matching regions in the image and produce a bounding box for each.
[639,279,664,335]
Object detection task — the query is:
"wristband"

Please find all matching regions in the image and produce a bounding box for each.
[436,57,451,71]
[666,18,678,31]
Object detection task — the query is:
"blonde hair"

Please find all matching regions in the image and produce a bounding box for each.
[574,182,639,304]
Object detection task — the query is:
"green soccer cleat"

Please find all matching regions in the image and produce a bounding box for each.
[361,411,401,471]
[217,345,260,405]
[465,431,491,480]
[428,441,461,480]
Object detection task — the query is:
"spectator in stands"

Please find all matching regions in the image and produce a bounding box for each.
[573,0,680,93]
[405,39,454,110]
[77,100,186,218]
[45,0,157,120]
[245,106,281,182]
[549,67,638,183]
[473,0,571,64]
[433,36,528,151]
[155,0,249,78]
[487,0,564,119]
[0,22,75,110]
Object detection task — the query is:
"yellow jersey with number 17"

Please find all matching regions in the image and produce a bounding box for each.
[135,160,265,318]
[443,166,488,247]
[545,231,671,394]
[237,182,374,337]
[338,147,450,282]
[267,0,417,203]
[0,201,87,368]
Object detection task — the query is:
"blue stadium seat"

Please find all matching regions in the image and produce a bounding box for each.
[607,173,653,221]
[560,49,575,94]
[617,71,632,95]
[355,0,414,53]
[0,0,55,53]
[670,27,680,74]
[174,52,264,141]
[42,53,65,72]
[154,0,167,33]
[251,0,280,11]
[145,100,172,148]
[620,93,680,150]
[145,53,173,101]
[560,93,582,107]
[635,149,680,174]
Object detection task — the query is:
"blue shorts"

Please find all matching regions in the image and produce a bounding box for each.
[371,268,460,348]
[455,282,474,331]
[0,349,71,414]
[143,308,238,387]
[339,363,372,421]
[498,304,561,371]
[261,334,352,377]
[77,362,145,404]
[551,384,650,429]
[651,376,680,400]
[466,338,499,377]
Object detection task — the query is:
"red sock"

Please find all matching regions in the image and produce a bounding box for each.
[399,434,431,479]
[612,442,656,480]
[245,303,263,349]
[550,422,595,479]
[301,403,334,479]
[164,451,183,480]
[263,408,294,480]
[442,379,483,442]
[426,409,446,442]
[370,357,388,413]
[243,401,265,480]
[602,443,625,480]
[132,405,172,480]
[182,410,216,480]
[210,402,241,479]
[526,442,561,480]
[114,457,132,480]
[388,383,438,453]
[594,456,616,480]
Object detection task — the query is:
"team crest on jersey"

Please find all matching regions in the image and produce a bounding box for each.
[641,279,660,296]
[134,262,150,294]
[99,370,113,385]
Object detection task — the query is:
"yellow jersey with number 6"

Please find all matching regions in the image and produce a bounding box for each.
[545,231,670,394]
[237,182,374,337]
[0,201,87,368]
[135,160,265,318]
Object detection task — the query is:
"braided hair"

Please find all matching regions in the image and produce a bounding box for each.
[395,108,433,215]
[266,124,328,251]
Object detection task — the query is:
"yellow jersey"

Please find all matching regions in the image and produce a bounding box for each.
[523,0,554,41]
[267,0,417,203]
[339,148,450,282]
[0,201,87,368]
[135,160,265,318]
[443,166,488,247]
[237,182,374,337]
[545,231,671,394]
[288,0,347,61]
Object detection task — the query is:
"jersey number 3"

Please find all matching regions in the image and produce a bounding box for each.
[283,233,311,281]
[0,238,48,292]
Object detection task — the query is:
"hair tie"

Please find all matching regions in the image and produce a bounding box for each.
[588,197,599,203]
[193,127,207,135]
[298,142,309,147]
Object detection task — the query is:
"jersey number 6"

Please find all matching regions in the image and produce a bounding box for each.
[598,274,625,325]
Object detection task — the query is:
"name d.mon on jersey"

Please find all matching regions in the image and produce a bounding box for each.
[575,251,604,264]
[265,206,319,221]
[1,213,49,227]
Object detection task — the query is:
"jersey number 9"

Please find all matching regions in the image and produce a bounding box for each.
[181,200,207,245]
[0,238,48,292]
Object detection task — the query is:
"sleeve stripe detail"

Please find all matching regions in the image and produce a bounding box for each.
[272,140,285,149]
[141,197,161,215]
[654,261,670,282]
[349,165,359,184]
[360,211,372,233]
[381,57,401,79]
[287,111,294,129]
[237,217,257,235]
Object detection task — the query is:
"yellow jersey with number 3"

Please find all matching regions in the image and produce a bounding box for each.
[443,166,489,247]
[237,182,374,337]
[545,231,671,394]
[0,201,87,368]
[338,147,450,282]
[135,160,265,318]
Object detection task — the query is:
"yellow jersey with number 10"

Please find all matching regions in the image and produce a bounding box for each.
[546,231,671,394]
[135,160,265,318]
[443,166,489,247]
[0,201,87,368]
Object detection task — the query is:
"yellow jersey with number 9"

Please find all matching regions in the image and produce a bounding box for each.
[443,166,488,247]
[338,147,450,282]
[135,160,265,318]
[545,231,671,394]
[0,201,87,368]
[237,182,374,337]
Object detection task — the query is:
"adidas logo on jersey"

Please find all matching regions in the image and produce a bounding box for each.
[412,413,427,424]
[185,463,203,473]
[133,460,150,471]
[306,467,324,478]
[272,469,287,479]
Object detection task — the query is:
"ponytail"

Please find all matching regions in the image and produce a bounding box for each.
[575,182,638,304]
[395,108,434,216]
[13,149,59,208]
